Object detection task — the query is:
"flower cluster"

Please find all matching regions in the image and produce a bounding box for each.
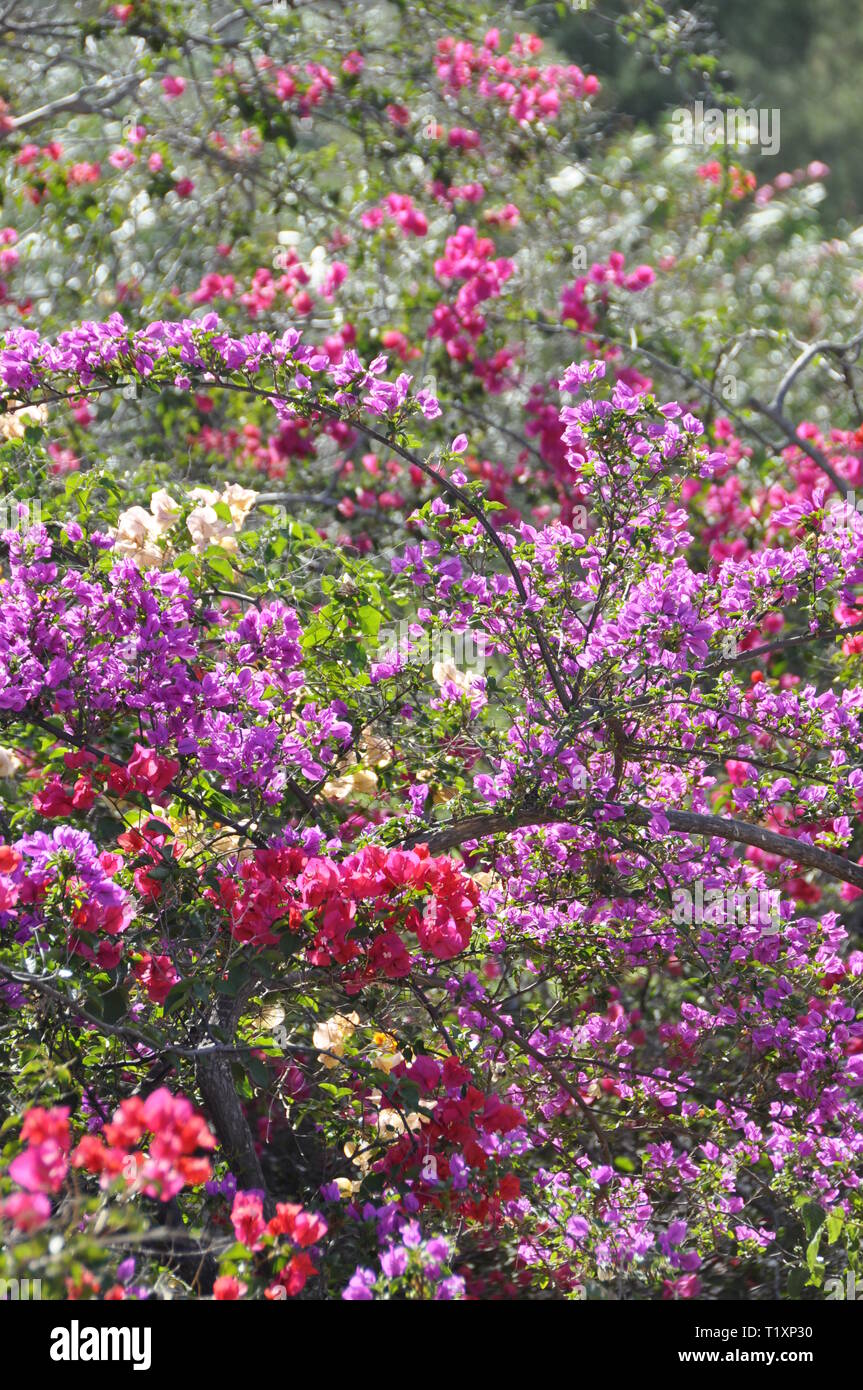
[208,841,479,969]
[0,827,132,969]
[112,482,257,567]
[0,315,442,426]
[434,31,599,123]
[222,1189,328,1299]
[1,1105,71,1230]
[361,193,429,238]
[70,1088,216,1201]
[343,1226,464,1300]
[429,224,516,370]
[560,252,656,335]
[0,531,351,800]
[1,1090,214,1229]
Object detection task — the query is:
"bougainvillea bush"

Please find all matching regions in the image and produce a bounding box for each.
[1,0,863,1302]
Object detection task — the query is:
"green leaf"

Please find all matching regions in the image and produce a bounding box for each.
[800,1201,825,1241]
[357,605,382,638]
[205,550,236,583]
[98,988,129,1025]
[805,1228,824,1285]
[826,1207,845,1244]
[246,1055,271,1089]
[164,980,193,1014]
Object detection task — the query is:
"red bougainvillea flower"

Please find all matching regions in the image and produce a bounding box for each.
[266,1201,328,1247]
[213,1276,247,1300]
[126,744,180,798]
[209,841,477,975]
[132,952,180,1005]
[268,1252,318,1297]
[33,773,97,816]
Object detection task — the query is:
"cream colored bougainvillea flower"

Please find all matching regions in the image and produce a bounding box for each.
[321,766,378,802]
[0,402,47,440]
[0,745,21,777]
[431,657,474,695]
[313,1011,360,1069]
[113,505,169,569]
[113,484,258,566]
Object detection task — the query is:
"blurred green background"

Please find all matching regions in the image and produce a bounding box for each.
[547,0,863,228]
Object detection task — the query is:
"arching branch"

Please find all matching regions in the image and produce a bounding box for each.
[405,804,863,890]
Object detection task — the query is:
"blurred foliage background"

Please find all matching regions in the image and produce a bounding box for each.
[546,0,863,227]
